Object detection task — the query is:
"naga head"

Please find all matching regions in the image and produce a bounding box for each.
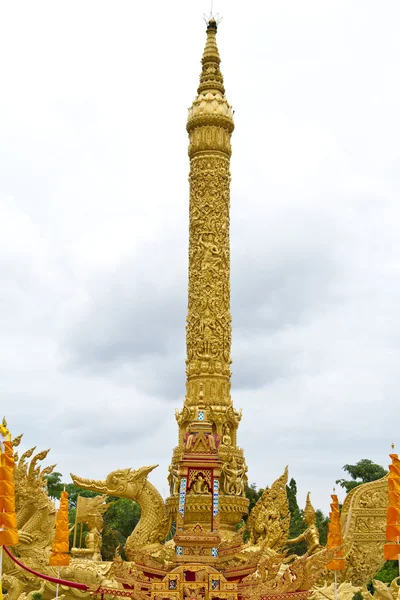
[71,465,158,500]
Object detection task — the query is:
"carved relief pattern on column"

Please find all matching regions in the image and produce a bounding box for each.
[186,153,232,385]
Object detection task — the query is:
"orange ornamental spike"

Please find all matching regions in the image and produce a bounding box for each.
[326,493,345,571]
[0,435,19,547]
[49,490,70,567]
[384,453,400,561]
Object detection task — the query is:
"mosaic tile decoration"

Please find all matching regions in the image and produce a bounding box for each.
[213,478,219,517]
[178,477,187,516]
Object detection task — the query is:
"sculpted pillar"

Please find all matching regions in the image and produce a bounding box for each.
[168,20,249,540]
[185,19,234,410]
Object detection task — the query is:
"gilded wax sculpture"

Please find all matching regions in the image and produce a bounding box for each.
[3,19,389,600]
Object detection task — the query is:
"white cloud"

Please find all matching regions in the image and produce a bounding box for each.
[1,0,399,514]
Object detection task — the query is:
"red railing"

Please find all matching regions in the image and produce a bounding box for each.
[3,546,139,597]
[3,546,88,590]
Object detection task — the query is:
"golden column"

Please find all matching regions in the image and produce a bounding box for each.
[185,19,234,412]
[168,20,248,537]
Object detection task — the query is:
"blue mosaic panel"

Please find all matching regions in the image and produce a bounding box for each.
[198,410,205,421]
[178,477,187,516]
[213,479,219,517]
[176,546,183,556]
[211,547,219,557]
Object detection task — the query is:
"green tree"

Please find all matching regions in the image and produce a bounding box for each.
[315,509,329,545]
[44,471,64,500]
[336,459,388,493]
[100,497,140,560]
[286,478,307,555]
[373,560,399,584]
[245,483,264,515]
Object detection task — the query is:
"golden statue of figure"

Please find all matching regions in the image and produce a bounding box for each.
[287,493,321,556]
[71,495,112,561]
[191,474,209,495]
[221,456,245,496]
[222,424,232,447]
[77,521,102,562]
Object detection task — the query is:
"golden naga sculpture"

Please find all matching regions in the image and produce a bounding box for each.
[3,437,118,599]
[71,465,172,561]
[2,17,391,600]
[247,467,290,550]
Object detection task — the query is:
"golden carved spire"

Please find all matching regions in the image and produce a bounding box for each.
[168,19,249,538]
[198,19,225,95]
[185,20,234,409]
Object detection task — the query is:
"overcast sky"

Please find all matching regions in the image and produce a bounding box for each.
[1,1,399,514]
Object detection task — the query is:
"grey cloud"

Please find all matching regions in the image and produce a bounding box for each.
[1,0,400,516]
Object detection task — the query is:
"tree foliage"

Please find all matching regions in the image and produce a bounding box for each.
[286,478,307,555]
[245,483,264,515]
[373,560,399,584]
[336,459,388,493]
[45,471,64,500]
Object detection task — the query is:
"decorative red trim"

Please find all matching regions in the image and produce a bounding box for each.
[211,470,214,532]
[3,546,88,590]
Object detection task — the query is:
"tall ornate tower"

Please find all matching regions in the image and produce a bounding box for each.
[167,19,249,554]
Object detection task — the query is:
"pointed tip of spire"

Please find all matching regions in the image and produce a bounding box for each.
[187,17,234,137]
[197,18,225,95]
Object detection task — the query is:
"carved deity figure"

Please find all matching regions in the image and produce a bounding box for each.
[185,431,197,450]
[222,456,245,496]
[207,433,217,451]
[83,521,103,561]
[287,493,321,556]
[168,464,180,495]
[199,232,222,273]
[72,514,103,561]
[199,308,217,356]
[191,474,209,495]
[222,424,232,447]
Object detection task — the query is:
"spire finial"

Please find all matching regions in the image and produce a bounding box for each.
[197,15,225,95]
[203,0,222,28]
